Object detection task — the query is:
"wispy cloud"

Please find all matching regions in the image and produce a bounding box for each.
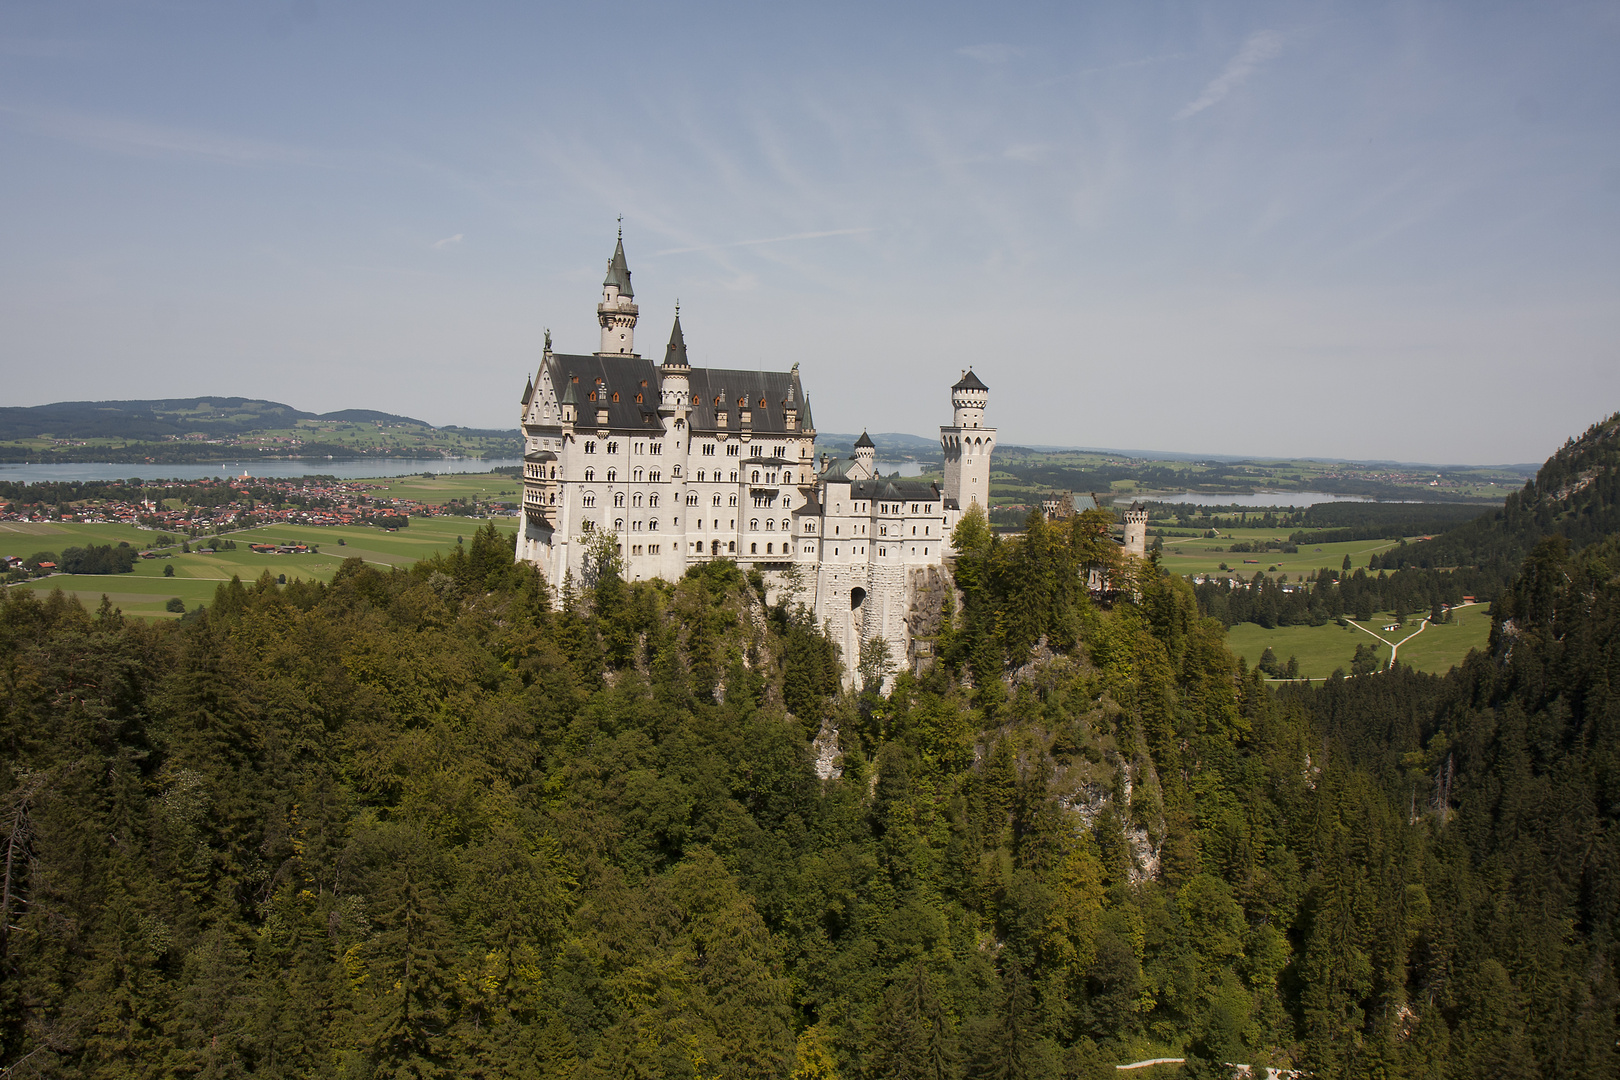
[957,43,1021,64]
[0,103,309,163]
[1174,30,1284,121]
[650,228,874,258]
[432,233,464,249]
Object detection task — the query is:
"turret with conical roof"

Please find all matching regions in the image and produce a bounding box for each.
[597,229,639,355]
[659,311,692,411]
[853,430,877,480]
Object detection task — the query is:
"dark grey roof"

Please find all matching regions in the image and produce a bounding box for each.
[524,449,557,462]
[849,478,941,501]
[953,369,988,391]
[683,366,812,435]
[819,458,851,482]
[604,238,633,297]
[854,430,875,449]
[521,375,534,406]
[542,353,812,436]
[663,315,688,368]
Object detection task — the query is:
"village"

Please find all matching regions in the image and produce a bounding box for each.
[0,474,516,536]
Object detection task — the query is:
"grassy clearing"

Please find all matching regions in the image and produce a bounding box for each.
[1155,528,1401,579]
[8,513,519,620]
[359,472,523,503]
[1224,604,1493,680]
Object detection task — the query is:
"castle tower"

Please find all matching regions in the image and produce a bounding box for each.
[852,430,876,480]
[659,311,691,410]
[941,369,995,509]
[597,232,638,355]
[1123,502,1148,558]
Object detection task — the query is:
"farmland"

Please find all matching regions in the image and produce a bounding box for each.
[4,513,514,620]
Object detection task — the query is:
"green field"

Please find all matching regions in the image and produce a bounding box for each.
[1155,529,1401,579]
[360,472,522,504]
[6,513,518,620]
[1224,603,1493,680]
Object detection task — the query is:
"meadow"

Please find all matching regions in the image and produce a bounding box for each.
[5,512,517,620]
[1224,602,1493,680]
[1153,528,1404,579]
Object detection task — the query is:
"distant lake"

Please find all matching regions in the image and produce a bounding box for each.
[1149,491,1376,508]
[0,458,525,484]
[876,460,926,477]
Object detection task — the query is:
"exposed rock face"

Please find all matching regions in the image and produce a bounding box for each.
[811,716,843,780]
[905,564,952,673]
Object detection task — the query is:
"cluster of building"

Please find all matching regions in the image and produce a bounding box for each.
[0,476,504,534]
[516,233,1149,679]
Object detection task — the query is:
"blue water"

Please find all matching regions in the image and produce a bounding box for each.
[0,458,525,483]
[1149,491,1375,508]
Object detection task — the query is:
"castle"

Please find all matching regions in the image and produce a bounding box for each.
[516,234,996,677]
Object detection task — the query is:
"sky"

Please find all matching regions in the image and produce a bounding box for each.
[3,1,1618,465]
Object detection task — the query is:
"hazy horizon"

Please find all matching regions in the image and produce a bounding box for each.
[3,2,1617,464]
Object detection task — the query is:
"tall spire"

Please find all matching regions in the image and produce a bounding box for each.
[663,312,689,369]
[598,229,639,354]
[604,236,633,298]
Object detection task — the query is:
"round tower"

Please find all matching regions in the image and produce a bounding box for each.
[659,311,691,409]
[941,369,995,511]
[951,368,989,429]
[853,430,876,479]
[597,231,639,355]
[1124,503,1148,558]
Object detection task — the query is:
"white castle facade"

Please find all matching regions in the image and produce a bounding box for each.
[516,235,997,676]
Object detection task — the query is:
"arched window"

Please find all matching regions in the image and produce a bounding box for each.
[583,467,595,481]
[633,468,644,482]
[614,493,625,507]
[765,520,774,531]
[729,470,738,481]
[672,464,681,476]
[648,471,660,482]
[750,543,757,554]
[728,542,735,552]
[712,494,721,506]
[632,493,643,507]
[614,519,623,531]
[687,493,698,506]
[781,519,790,531]
[750,519,759,531]
[583,493,595,507]
[648,519,657,531]
[606,468,617,482]
[648,494,659,508]
[584,441,596,454]
[766,543,774,554]
[751,470,760,482]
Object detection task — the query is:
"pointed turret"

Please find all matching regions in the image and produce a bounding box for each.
[597,231,639,355]
[604,236,634,298]
[853,430,876,480]
[663,314,689,370]
[521,374,534,406]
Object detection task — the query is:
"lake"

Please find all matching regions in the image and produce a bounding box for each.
[1149,491,1376,508]
[0,459,525,483]
[2,454,927,484]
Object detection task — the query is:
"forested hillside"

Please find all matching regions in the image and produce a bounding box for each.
[1375,412,1620,579]
[0,502,1614,1078]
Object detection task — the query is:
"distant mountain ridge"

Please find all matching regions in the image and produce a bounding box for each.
[0,398,513,441]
